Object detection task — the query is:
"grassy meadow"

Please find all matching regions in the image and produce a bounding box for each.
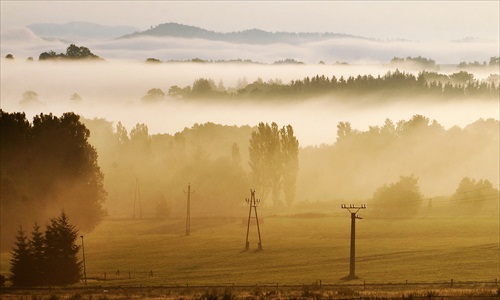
[3,209,497,287]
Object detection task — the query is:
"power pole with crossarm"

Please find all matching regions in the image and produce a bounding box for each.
[341,203,366,279]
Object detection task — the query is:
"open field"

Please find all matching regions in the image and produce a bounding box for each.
[2,210,498,288]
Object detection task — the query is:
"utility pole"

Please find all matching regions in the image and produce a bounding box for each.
[184,183,194,236]
[341,204,366,279]
[80,235,87,286]
[133,178,142,219]
[245,189,263,250]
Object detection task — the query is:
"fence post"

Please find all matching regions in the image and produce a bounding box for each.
[451,279,453,287]
[104,272,106,280]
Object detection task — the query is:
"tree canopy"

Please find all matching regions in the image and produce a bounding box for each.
[372,175,423,218]
[0,110,106,251]
[39,44,101,61]
[249,122,299,206]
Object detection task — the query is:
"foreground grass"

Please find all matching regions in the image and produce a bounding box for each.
[1,212,499,287]
[1,283,500,300]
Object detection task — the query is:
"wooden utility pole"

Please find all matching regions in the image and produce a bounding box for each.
[341,204,366,279]
[80,235,87,286]
[133,178,142,219]
[245,189,262,250]
[184,183,194,236]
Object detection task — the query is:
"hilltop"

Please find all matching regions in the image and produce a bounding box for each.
[118,22,367,44]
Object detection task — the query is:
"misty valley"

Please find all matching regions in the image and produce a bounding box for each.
[1,47,499,294]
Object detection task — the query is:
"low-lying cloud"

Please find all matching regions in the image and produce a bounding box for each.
[1,27,498,64]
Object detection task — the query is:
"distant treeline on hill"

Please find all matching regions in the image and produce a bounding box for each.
[165,70,499,101]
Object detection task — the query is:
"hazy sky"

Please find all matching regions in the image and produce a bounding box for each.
[1,1,499,41]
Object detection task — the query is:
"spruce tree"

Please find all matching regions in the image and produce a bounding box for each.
[44,212,81,285]
[29,223,46,285]
[10,227,34,286]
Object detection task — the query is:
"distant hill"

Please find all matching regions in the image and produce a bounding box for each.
[28,22,140,41]
[119,22,367,44]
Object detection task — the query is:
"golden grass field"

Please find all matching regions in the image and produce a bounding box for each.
[1,209,499,299]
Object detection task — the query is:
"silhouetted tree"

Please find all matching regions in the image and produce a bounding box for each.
[372,175,423,218]
[39,44,100,60]
[0,111,106,251]
[5,54,14,59]
[249,122,298,206]
[280,125,299,206]
[115,121,129,146]
[20,91,40,106]
[452,177,499,206]
[29,223,46,285]
[44,212,81,285]
[249,122,282,205]
[146,58,161,63]
[39,50,60,60]
[65,44,99,59]
[70,93,82,102]
[141,88,165,103]
[191,78,215,96]
[10,227,33,286]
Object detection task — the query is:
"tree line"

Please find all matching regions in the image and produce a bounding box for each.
[80,114,498,221]
[164,70,499,101]
[81,119,299,219]
[298,115,499,216]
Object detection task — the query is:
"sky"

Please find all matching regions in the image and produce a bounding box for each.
[1,1,499,42]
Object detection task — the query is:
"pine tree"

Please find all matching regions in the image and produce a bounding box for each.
[44,212,81,285]
[29,223,46,285]
[10,227,34,286]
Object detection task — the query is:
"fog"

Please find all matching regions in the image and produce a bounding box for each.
[1,26,499,64]
[2,60,498,146]
[1,57,498,254]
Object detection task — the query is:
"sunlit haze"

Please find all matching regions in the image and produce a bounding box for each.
[0,0,499,292]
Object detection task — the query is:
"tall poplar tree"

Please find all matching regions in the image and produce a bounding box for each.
[249,122,298,206]
[280,125,299,206]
